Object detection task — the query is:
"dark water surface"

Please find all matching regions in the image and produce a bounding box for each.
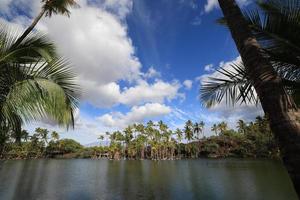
[0,159,297,200]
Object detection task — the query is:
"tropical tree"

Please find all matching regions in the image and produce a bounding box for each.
[35,128,49,144]
[175,128,183,157]
[199,121,205,138]
[15,0,79,46]
[0,24,79,144]
[51,131,60,141]
[204,0,300,194]
[98,135,104,142]
[237,120,247,134]
[193,122,201,140]
[175,128,183,142]
[211,124,218,136]
[217,122,228,135]
[184,120,194,142]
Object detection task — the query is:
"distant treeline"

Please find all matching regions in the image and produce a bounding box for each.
[0,116,279,160]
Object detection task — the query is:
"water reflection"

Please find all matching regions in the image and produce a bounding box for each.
[0,159,297,200]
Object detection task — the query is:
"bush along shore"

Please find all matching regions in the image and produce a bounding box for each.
[0,116,280,160]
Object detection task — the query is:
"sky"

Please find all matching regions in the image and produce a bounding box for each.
[0,0,263,144]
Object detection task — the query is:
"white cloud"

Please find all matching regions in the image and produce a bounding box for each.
[204,63,215,72]
[121,80,182,106]
[183,80,193,90]
[204,0,250,13]
[0,0,11,11]
[98,103,172,128]
[83,79,182,108]
[142,66,161,79]
[0,0,185,109]
[43,3,140,84]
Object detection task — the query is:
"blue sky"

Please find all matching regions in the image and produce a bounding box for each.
[0,0,262,144]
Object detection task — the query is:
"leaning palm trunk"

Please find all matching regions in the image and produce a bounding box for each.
[218,0,300,195]
[14,9,46,47]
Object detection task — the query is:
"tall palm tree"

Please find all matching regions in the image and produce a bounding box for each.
[237,120,247,134]
[15,0,79,47]
[217,122,228,134]
[0,24,79,139]
[51,131,60,141]
[35,127,49,144]
[175,128,183,158]
[201,0,300,107]
[193,122,201,140]
[214,0,300,194]
[175,128,183,142]
[211,124,218,136]
[184,120,194,142]
[199,121,205,138]
[21,130,30,142]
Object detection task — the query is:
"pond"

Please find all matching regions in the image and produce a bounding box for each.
[0,159,297,200]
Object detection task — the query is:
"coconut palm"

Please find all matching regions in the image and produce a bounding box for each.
[35,127,49,144]
[21,130,30,142]
[199,121,205,138]
[175,128,183,142]
[211,124,218,136]
[210,0,300,194]
[51,131,60,141]
[0,24,79,142]
[15,0,79,46]
[217,122,228,135]
[193,122,201,140]
[201,0,300,108]
[184,120,194,146]
[237,120,247,134]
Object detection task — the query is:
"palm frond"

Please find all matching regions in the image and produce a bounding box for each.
[0,22,79,131]
[0,23,57,64]
[200,62,258,107]
[42,0,79,17]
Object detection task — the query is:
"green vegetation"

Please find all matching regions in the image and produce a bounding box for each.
[0,116,279,160]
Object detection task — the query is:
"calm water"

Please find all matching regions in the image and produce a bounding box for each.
[0,159,297,200]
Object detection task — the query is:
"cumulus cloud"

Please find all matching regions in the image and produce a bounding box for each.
[204,0,250,13]
[183,80,193,90]
[98,103,172,128]
[43,3,141,84]
[84,79,182,108]
[0,0,184,110]
[142,66,161,79]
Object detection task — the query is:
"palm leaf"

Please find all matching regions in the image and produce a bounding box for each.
[0,22,79,131]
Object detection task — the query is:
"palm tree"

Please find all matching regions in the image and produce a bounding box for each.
[217,122,228,135]
[237,120,247,134]
[175,128,183,142]
[175,128,183,158]
[193,122,201,140]
[199,121,205,138]
[51,131,60,141]
[21,130,30,142]
[184,120,194,142]
[35,127,49,144]
[0,24,79,140]
[210,0,300,194]
[211,124,218,136]
[15,0,79,46]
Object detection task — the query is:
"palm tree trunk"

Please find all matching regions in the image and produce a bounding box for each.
[217,0,300,195]
[14,9,46,47]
